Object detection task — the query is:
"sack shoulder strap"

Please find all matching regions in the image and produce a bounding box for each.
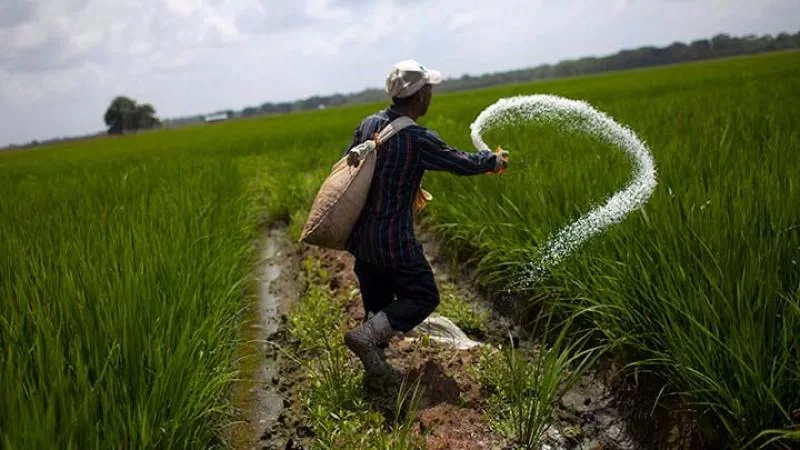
[375,116,415,145]
[342,116,415,167]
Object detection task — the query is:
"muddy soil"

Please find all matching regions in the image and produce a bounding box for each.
[296,246,512,449]
[232,226,707,449]
[230,228,303,450]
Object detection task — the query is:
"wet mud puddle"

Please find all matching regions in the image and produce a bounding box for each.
[231,228,287,450]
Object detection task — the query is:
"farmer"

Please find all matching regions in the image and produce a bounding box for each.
[343,60,509,380]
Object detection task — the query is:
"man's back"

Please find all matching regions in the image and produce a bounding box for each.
[345,108,497,268]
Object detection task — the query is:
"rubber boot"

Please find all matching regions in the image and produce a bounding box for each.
[345,311,404,380]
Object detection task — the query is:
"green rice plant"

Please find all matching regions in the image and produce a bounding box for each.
[479,316,602,449]
[304,344,373,446]
[352,376,426,450]
[0,155,256,448]
[436,282,490,335]
[288,285,343,355]
[749,429,800,450]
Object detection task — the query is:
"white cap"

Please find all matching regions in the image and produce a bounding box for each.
[385,60,443,98]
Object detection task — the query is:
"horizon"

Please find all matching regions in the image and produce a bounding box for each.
[2,0,799,147]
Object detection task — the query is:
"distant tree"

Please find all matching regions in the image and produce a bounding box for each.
[131,103,159,130]
[242,106,259,116]
[775,32,794,49]
[103,96,160,134]
[104,96,136,134]
[666,42,689,61]
[710,33,736,54]
[688,39,712,59]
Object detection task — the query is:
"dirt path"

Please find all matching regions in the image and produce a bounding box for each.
[228,227,668,449]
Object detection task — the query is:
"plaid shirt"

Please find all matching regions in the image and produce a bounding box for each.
[344,108,497,268]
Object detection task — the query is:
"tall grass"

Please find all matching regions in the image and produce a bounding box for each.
[478,316,602,449]
[0,155,254,448]
[1,51,798,448]
[424,52,800,446]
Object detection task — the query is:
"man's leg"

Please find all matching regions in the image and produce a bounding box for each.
[382,258,440,332]
[346,260,401,379]
[353,259,394,319]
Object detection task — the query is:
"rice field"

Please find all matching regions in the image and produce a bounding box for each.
[1,51,798,448]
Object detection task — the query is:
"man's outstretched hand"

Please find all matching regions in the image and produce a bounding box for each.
[491,147,509,174]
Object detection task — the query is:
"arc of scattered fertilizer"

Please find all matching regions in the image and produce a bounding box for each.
[469,94,658,287]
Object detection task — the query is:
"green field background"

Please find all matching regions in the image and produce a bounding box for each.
[1,51,798,448]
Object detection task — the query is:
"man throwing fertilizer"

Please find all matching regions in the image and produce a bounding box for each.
[343,60,509,380]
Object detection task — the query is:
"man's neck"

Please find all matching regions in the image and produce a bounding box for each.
[389,105,420,121]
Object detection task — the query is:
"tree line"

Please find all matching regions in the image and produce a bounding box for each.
[437,31,800,92]
[162,30,799,127]
[4,30,796,149]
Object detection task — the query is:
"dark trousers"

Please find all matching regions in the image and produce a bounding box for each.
[353,258,440,332]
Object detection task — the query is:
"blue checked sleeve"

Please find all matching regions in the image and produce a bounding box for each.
[418,129,496,175]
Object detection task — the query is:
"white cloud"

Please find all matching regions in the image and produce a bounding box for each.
[1,0,799,146]
[165,0,199,17]
[447,10,480,32]
[305,0,351,21]
[8,23,49,50]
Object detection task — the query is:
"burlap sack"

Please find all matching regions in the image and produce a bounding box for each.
[300,117,415,250]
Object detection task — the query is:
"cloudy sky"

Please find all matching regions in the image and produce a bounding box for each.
[0,0,797,146]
